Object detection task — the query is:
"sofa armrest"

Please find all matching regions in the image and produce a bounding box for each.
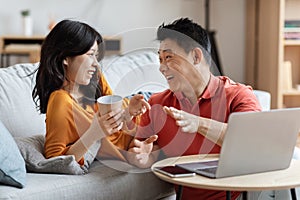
[253,90,271,111]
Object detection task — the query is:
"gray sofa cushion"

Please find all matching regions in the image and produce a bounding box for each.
[15,135,101,175]
[0,121,26,188]
[0,63,45,138]
[15,135,85,175]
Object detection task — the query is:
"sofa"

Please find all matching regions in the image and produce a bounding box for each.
[0,50,175,200]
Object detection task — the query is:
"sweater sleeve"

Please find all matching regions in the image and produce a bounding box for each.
[100,73,113,96]
[45,91,85,165]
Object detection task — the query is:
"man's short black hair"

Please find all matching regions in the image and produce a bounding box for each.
[157,17,211,54]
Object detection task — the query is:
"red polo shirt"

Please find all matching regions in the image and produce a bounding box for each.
[136,75,262,200]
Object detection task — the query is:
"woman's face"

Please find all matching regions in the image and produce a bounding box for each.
[64,41,99,86]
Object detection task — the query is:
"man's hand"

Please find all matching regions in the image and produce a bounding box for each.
[127,135,158,168]
[163,106,200,133]
[126,94,151,121]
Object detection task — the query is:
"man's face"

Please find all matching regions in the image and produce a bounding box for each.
[158,38,197,93]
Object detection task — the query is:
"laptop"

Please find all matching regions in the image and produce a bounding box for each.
[176,108,300,179]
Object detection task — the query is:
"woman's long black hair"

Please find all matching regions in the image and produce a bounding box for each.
[32,19,105,114]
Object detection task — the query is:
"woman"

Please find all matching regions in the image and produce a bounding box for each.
[32,19,149,166]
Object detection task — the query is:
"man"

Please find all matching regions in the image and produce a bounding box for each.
[127,18,261,200]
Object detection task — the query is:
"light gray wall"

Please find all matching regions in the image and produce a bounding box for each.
[0,0,245,83]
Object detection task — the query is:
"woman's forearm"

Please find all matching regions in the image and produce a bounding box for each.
[65,128,100,162]
[66,117,106,162]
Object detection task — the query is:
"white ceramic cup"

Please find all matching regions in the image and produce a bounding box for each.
[97,95,123,116]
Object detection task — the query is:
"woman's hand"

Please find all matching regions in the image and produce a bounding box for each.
[163,106,200,133]
[90,108,125,140]
[124,94,151,121]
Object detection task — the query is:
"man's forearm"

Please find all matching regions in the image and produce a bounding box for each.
[197,117,227,146]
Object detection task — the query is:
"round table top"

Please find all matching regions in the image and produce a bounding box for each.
[151,154,300,191]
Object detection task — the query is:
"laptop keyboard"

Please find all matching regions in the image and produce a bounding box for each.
[196,167,217,174]
[195,166,218,178]
[176,160,219,178]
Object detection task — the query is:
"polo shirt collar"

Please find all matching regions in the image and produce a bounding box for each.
[174,74,220,101]
[200,74,219,99]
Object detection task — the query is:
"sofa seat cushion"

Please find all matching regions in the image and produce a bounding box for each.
[0,161,174,200]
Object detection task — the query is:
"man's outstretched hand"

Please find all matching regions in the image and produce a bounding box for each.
[127,135,158,168]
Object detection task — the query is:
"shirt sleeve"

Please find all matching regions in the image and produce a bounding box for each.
[230,85,262,113]
[134,97,155,140]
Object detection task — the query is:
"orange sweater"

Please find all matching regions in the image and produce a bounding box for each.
[44,75,132,165]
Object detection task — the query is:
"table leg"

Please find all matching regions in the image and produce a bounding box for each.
[242,191,248,200]
[6,54,9,67]
[226,191,231,200]
[0,54,3,68]
[176,185,183,200]
[291,188,297,200]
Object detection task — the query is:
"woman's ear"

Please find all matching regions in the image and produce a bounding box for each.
[192,48,203,65]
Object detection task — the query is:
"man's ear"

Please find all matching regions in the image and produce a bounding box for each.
[63,58,68,66]
[192,48,203,64]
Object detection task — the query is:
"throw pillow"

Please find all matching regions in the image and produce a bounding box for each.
[126,91,153,101]
[0,121,26,188]
[15,135,100,175]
